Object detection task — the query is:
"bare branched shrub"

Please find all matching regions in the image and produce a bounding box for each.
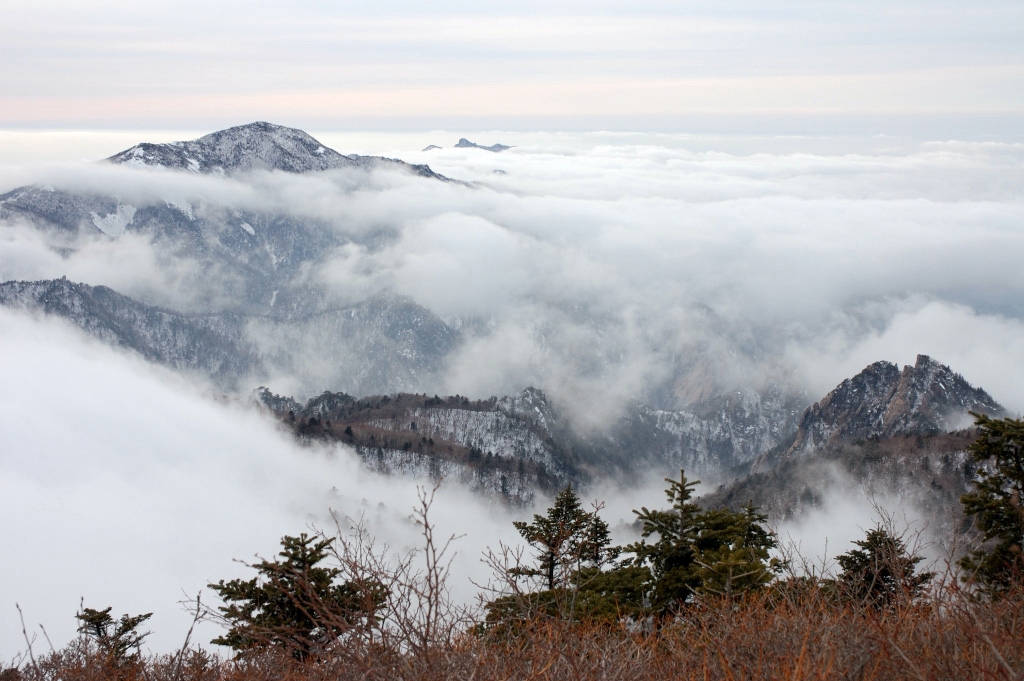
[314,484,478,678]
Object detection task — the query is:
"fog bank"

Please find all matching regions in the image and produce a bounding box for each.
[3,134,1023,414]
[0,309,523,655]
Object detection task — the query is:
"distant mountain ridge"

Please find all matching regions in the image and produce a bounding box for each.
[107,121,452,180]
[257,351,1000,508]
[254,380,808,495]
[0,278,459,396]
[0,122,461,317]
[454,138,511,152]
[0,277,261,387]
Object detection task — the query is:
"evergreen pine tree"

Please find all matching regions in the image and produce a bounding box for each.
[512,485,615,591]
[76,606,152,665]
[836,526,933,607]
[626,470,780,614]
[208,533,384,659]
[959,413,1024,594]
[627,470,703,611]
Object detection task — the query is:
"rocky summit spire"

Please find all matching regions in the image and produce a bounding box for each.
[751,355,1004,472]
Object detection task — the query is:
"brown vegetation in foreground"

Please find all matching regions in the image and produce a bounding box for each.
[6,580,1024,681]
[7,414,1022,681]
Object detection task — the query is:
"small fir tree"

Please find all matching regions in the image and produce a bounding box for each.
[512,485,616,592]
[836,526,933,607]
[486,485,620,626]
[626,470,780,614]
[76,606,152,665]
[208,533,384,659]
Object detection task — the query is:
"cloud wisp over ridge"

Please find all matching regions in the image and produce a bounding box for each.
[2,132,1023,414]
[0,307,528,653]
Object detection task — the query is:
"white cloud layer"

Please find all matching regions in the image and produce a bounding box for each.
[2,131,1023,656]
[0,304,960,658]
[2,132,1023,413]
[0,308,524,655]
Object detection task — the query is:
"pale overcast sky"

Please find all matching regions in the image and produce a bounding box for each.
[2,0,1023,131]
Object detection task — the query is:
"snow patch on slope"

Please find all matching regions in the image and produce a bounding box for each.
[90,204,136,237]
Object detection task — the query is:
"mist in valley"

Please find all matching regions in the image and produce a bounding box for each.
[1,129,1023,655]
[3,132,1023,410]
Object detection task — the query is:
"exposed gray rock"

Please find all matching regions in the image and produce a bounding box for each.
[751,354,1004,473]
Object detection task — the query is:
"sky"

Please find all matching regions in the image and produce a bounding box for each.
[2,0,1023,132]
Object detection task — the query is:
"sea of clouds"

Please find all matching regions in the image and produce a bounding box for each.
[3,131,1022,414]
[0,307,532,653]
[1,129,1023,654]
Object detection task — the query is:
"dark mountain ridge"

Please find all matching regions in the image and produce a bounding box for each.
[751,354,1003,474]
[253,380,808,498]
[0,277,261,387]
[0,278,459,396]
[256,351,1001,514]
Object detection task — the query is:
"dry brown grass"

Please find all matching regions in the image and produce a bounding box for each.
[7,487,1022,681]
[8,579,1023,681]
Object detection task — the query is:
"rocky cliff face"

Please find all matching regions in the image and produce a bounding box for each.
[703,356,1006,533]
[751,355,1004,473]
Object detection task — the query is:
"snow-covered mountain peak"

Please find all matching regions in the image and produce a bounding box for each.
[104,121,456,181]
[107,121,358,174]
